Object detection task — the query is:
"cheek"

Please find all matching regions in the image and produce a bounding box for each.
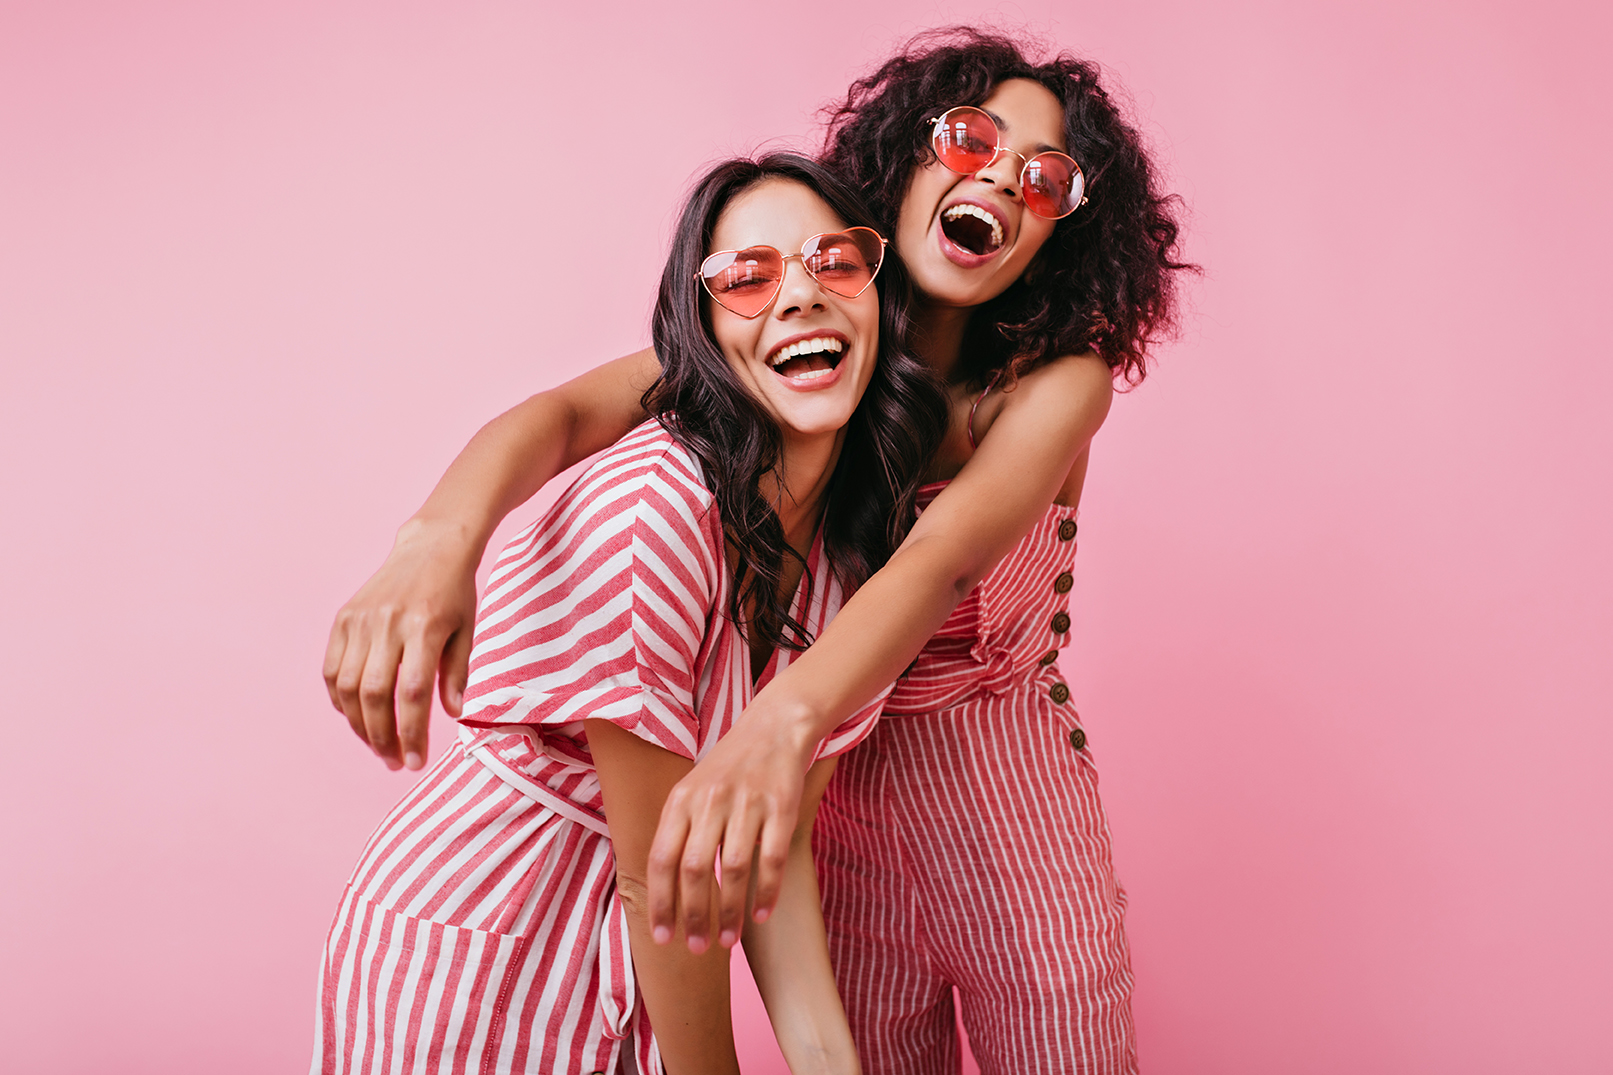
[897,163,947,235]
[1015,217,1058,264]
[710,315,759,368]
[854,301,881,372]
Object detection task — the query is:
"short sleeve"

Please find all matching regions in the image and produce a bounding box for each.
[459,426,722,761]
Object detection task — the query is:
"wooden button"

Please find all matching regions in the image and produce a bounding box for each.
[1038,649,1058,667]
[1051,611,1071,634]
[1050,682,1070,704]
[1053,571,1073,594]
[1069,727,1086,750]
[1058,519,1077,541]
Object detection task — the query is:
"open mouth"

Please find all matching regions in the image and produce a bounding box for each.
[940,203,1005,256]
[767,335,846,382]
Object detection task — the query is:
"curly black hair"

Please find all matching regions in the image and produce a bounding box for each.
[820,27,1195,386]
[645,154,949,655]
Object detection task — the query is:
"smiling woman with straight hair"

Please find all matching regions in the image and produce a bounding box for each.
[311,152,947,1075]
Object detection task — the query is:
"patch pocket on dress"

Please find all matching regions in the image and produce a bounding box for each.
[319,893,524,1074]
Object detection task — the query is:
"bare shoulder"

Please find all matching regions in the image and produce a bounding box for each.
[975,351,1114,442]
[1009,350,1113,399]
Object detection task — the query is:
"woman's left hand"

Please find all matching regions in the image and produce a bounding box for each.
[645,707,817,953]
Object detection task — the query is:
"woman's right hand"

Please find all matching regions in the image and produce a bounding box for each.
[319,349,661,771]
[323,518,482,770]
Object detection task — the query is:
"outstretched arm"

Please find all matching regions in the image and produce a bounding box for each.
[323,348,658,769]
[647,352,1115,951]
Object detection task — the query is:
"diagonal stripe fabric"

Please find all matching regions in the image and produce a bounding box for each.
[312,422,888,1075]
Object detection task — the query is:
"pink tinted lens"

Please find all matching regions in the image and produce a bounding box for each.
[700,247,784,317]
[932,107,999,173]
[801,228,885,298]
[1021,153,1085,218]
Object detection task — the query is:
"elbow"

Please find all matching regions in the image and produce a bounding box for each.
[614,868,652,924]
[936,549,988,606]
[950,565,985,603]
[894,534,986,607]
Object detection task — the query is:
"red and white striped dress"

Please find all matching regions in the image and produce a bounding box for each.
[815,482,1137,1075]
[313,421,886,1075]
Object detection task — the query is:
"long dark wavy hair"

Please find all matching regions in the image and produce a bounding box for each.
[645,154,948,655]
[820,27,1195,386]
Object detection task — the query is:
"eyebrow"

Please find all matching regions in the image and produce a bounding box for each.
[982,108,1063,156]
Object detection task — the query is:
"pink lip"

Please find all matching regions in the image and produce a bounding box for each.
[936,196,1012,269]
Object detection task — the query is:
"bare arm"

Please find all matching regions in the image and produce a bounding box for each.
[741,757,861,1075]
[587,719,740,1075]
[323,349,657,769]
[647,352,1115,949]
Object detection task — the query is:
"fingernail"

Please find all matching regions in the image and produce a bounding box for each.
[752,907,771,924]
[719,929,738,947]
[384,757,403,771]
[687,936,709,955]
[652,926,671,945]
[405,752,423,771]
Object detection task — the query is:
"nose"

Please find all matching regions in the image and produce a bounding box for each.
[773,255,827,318]
[974,148,1024,201]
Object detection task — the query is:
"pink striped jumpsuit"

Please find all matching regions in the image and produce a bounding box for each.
[815,480,1138,1075]
[312,422,885,1075]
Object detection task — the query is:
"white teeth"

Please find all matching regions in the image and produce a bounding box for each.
[942,203,1004,248]
[768,336,845,367]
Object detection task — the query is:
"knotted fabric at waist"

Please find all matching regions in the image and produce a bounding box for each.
[883,642,1059,715]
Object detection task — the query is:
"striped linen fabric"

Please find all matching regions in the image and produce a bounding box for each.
[313,421,887,1075]
[815,486,1138,1074]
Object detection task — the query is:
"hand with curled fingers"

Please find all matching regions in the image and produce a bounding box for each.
[645,708,818,954]
[322,519,481,771]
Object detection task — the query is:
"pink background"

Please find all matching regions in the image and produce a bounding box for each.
[2,2,1609,1072]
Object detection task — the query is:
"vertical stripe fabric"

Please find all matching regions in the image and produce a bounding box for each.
[816,485,1138,1075]
[312,422,887,1074]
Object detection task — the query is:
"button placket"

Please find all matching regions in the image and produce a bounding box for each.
[1047,551,1075,712]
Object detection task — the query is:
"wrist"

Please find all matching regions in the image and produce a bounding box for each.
[732,693,826,761]
[394,514,485,567]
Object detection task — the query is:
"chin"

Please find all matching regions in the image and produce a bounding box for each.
[776,402,859,439]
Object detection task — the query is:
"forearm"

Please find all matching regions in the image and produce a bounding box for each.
[741,830,860,1074]
[617,874,739,1075]
[588,720,740,1075]
[729,354,1115,753]
[737,532,969,747]
[404,347,658,553]
[742,759,859,1074]
[405,395,574,551]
